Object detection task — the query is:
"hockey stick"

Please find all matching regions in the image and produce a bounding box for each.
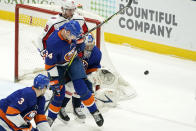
[81,0,132,38]
[44,51,77,114]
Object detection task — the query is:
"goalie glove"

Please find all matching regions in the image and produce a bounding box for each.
[99,68,116,85]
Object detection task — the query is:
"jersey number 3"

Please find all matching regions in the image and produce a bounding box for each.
[18,98,25,105]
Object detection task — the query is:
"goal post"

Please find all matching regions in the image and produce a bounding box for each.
[15,4,101,81]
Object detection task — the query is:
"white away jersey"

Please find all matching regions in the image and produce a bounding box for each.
[37,13,88,52]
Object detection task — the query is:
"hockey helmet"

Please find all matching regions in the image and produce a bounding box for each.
[64,20,82,38]
[85,33,95,51]
[58,0,76,10]
[34,74,50,89]
[87,33,95,44]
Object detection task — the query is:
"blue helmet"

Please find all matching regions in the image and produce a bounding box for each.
[34,74,50,89]
[87,33,95,44]
[64,20,82,38]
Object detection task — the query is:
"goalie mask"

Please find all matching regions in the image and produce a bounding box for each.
[85,33,95,51]
[84,33,95,59]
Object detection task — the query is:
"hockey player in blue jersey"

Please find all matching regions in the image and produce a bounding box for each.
[83,33,102,74]
[0,74,51,131]
[45,20,104,127]
[58,33,102,123]
[37,0,88,124]
[83,33,102,92]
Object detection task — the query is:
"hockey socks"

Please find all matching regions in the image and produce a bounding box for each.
[48,86,65,119]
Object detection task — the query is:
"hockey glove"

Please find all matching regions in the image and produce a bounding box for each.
[38,48,48,58]
[77,34,86,45]
[49,77,61,95]
[19,122,32,131]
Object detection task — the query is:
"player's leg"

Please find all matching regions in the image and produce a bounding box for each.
[58,97,70,123]
[68,57,104,126]
[56,66,71,123]
[63,78,86,122]
[72,95,86,121]
[47,85,65,126]
[47,66,67,126]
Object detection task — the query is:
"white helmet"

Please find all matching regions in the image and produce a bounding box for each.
[58,0,76,9]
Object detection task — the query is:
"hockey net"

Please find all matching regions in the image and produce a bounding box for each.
[15,4,136,111]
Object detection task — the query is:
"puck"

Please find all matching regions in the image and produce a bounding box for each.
[144,70,149,75]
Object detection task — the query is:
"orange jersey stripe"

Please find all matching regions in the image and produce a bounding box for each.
[49,104,61,113]
[86,68,98,74]
[6,106,20,115]
[58,30,64,40]
[0,109,19,130]
[82,95,95,107]
[45,64,55,70]
[34,114,47,124]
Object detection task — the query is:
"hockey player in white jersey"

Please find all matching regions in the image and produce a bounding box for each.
[37,0,88,53]
[37,0,88,124]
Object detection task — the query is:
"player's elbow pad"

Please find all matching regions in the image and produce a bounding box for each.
[6,114,27,127]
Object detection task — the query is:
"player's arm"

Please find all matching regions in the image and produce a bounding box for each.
[5,92,33,130]
[85,46,102,85]
[45,49,61,94]
[37,16,58,56]
[72,14,88,46]
[34,96,52,131]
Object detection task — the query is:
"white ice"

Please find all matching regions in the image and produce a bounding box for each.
[0,19,196,131]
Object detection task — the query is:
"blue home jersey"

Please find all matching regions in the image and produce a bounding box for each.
[45,30,77,66]
[84,46,102,74]
[0,87,47,130]
[0,87,37,114]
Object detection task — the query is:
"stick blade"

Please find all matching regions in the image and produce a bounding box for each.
[126,0,133,7]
